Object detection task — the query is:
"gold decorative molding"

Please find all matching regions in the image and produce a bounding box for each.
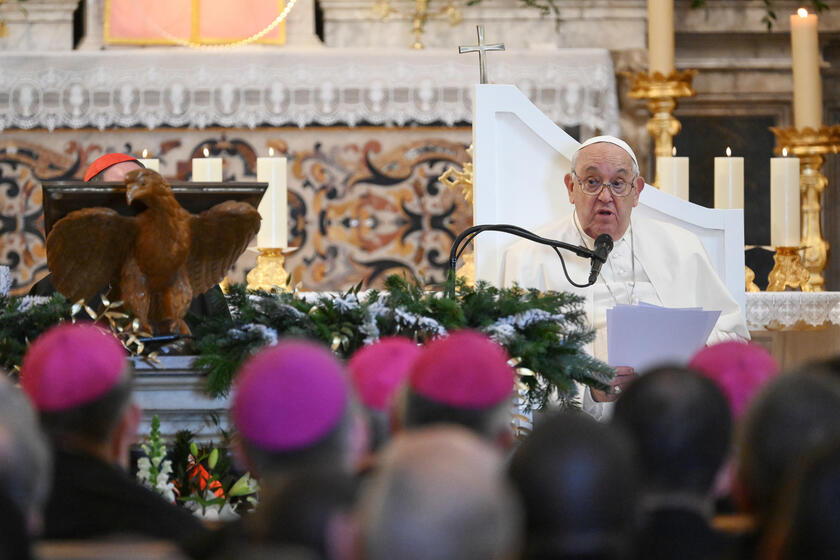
[770,125,840,291]
[767,246,813,292]
[625,70,697,188]
[372,0,462,49]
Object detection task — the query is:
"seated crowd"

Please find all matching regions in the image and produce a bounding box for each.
[4,322,840,560]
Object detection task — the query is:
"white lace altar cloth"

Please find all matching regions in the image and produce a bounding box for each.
[746,292,840,330]
[0,48,619,133]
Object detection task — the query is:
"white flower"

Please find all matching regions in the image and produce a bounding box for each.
[485,323,517,344]
[0,266,10,297]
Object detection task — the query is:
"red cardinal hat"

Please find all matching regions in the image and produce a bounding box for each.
[231,340,348,452]
[83,153,140,182]
[21,323,128,412]
[409,330,515,409]
[348,336,421,411]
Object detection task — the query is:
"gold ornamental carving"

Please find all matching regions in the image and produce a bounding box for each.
[767,246,813,292]
[771,125,840,291]
[438,145,474,284]
[626,70,697,188]
[372,0,462,49]
[745,266,760,293]
[246,248,294,292]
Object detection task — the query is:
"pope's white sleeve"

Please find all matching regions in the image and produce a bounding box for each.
[581,385,615,422]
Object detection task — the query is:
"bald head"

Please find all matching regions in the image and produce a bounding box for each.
[360,426,522,560]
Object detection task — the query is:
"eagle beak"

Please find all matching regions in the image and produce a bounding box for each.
[126,182,140,205]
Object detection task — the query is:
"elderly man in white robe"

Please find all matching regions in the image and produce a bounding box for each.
[503,136,749,420]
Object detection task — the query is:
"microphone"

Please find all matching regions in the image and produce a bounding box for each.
[588,234,614,284]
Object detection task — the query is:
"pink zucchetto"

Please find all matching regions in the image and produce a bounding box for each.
[231,340,348,452]
[409,330,515,409]
[21,323,128,412]
[689,340,779,419]
[348,336,422,412]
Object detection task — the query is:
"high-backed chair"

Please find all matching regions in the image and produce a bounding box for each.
[471,84,745,317]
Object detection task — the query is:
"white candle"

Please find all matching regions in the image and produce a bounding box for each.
[657,154,689,200]
[192,148,222,182]
[714,147,744,209]
[137,149,160,173]
[790,8,822,130]
[771,150,801,247]
[256,150,288,248]
[647,0,675,75]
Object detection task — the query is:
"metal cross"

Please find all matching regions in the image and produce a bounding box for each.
[458,25,505,84]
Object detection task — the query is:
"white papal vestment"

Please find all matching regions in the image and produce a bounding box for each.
[502,214,750,420]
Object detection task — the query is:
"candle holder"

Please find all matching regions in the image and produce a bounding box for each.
[246,248,295,292]
[771,125,840,291]
[767,246,813,292]
[371,0,462,49]
[439,146,475,284]
[626,70,696,188]
[745,266,761,292]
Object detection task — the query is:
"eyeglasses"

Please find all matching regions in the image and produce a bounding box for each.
[572,172,636,198]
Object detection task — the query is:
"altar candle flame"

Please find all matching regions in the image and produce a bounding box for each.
[203,147,210,158]
[142,148,149,158]
[798,8,809,17]
[783,147,789,157]
[269,147,275,157]
[726,146,732,157]
[672,146,677,156]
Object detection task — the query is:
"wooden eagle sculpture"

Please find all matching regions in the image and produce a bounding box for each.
[46,168,261,335]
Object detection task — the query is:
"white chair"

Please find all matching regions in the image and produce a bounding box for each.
[471,84,745,317]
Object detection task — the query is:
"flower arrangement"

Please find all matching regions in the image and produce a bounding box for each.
[137,417,259,520]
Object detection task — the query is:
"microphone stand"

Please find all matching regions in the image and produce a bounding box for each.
[446,224,605,297]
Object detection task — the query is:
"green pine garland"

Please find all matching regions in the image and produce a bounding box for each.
[0,294,72,371]
[193,275,614,410]
[0,275,615,411]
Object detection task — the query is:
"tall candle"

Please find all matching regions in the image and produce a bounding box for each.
[771,150,801,247]
[714,147,744,209]
[192,148,222,182]
[647,0,675,75]
[791,8,822,129]
[256,151,288,248]
[137,149,160,173]
[657,154,689,200]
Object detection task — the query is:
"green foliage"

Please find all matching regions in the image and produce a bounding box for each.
[193,274,614,410]
[0,294,72,371]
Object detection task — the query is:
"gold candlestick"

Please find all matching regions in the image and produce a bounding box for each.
[771,125,840,291]
[246,248,295,292]
[767,246,812,292]
[626,70,696,188]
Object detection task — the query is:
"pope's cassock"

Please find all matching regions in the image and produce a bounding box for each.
[503,212,750,420]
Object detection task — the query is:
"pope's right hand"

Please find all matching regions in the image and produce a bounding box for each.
[589,366,637,403]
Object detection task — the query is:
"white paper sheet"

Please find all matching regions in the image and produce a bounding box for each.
[606,303,721,372]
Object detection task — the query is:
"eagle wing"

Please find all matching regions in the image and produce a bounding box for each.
[188,201,261,294]
[46,208,138,302]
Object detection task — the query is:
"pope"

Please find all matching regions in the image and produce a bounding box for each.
[504,136,749,420]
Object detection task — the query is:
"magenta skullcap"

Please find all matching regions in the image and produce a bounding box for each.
[409,330,515,409]
[689,340,779,419]
[21,323,128,412]
[349,336,422,411]
[231,340,349,452]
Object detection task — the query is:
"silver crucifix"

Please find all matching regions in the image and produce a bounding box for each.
[458,25,505,84]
